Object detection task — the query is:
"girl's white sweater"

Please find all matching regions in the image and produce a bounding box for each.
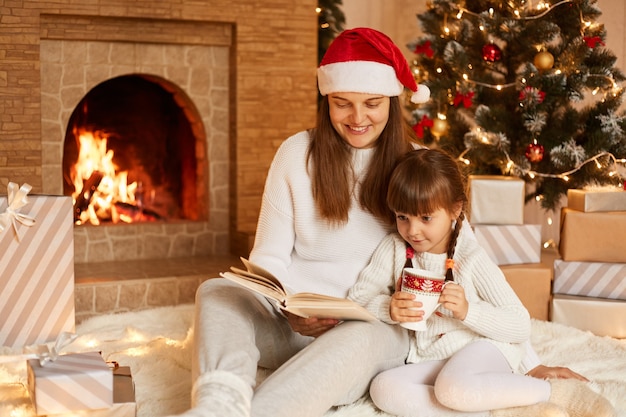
[348,222,531,371]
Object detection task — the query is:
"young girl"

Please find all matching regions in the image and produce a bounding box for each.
[348,148,615,417]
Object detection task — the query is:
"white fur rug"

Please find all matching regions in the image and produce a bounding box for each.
[2,304,625,417]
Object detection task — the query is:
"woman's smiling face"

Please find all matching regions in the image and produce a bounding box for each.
[328,92,391,149]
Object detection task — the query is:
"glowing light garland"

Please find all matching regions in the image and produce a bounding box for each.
[455,0,573,20]
[458,146,626,184]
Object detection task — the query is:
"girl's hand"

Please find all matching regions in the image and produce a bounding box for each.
[284,311,339,338]
[438,283,469,320]
[390,290,424,323]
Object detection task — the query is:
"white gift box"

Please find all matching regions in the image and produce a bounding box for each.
[0,186,75,347]
[473,224,542,265]
[27,352,113,415]
[553,259,626,301]
[551,294,626,338]
[567,188,626,212]
[468,175,525,225]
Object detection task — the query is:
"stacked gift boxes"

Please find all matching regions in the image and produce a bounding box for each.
[468,176,549,320]
[1,183,136,415]
[551,188,626,338]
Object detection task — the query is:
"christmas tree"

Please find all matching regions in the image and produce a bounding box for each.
[407,0,626,210]
[317,0,345,64]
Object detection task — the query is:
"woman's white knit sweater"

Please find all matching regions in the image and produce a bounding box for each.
[249,130,393,298]
[348,222,531,371]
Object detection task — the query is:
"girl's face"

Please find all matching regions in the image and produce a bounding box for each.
[395,207,459,254]
[328,92,390,149]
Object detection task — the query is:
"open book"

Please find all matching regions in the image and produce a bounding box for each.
[219,258,376,322]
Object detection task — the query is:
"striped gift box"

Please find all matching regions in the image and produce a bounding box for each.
[553,259,626,301]
[49,366,136,417]
[473,224,542,265]
[0,194,75,347]
[27,352,113,415]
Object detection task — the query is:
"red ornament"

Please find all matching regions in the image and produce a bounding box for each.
[482,44,502,62]
[525,142,545,163]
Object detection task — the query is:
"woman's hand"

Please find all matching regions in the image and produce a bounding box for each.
[284,311,340,338]
[439,283,468,321]
[390,291,424,324]
[526,364,589,381]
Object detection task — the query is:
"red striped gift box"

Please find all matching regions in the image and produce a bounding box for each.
[0,194,75,347]
[473,224,542,266]
[27,352,113,415]
[553,259,626,301]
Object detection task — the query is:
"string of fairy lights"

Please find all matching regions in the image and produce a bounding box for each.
[415,0,626,186]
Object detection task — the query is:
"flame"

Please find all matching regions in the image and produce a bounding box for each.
[71,129,138,225]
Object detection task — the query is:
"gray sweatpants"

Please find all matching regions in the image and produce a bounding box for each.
[193,278,410,417]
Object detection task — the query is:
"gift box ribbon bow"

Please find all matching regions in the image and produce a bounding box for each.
[0,182,36,241]
[0,331,78,366]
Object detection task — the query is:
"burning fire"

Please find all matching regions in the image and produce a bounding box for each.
[71,129,140,225]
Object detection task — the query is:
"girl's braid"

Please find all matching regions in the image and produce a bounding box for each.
[445,212,465,282]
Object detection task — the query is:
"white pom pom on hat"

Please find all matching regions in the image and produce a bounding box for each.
[318,27,430,104]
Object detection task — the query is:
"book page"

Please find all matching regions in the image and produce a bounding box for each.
[287,292,358,303]
[220,271,286,304]
[224,258,376,322]
[229,266,284,294]
[239,258,286,292]
[284,303,376,322]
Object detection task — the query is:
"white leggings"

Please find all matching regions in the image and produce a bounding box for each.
[370,340,551,417]
[193,278,410,417]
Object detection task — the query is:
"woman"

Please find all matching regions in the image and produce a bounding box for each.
[171,28,585,417]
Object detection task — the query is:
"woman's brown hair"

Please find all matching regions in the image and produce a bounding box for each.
[307,96,416,226]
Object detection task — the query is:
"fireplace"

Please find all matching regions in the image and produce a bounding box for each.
[1,3,318,266]
[37,18,231,263]
[63,74,202,225]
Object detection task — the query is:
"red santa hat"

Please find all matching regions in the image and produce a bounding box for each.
[318,27,430,104]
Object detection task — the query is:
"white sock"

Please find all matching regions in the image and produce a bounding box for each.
[165,370,253,417]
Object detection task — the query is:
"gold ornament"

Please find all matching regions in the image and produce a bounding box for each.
[431,118,449,138]
[534,51,554,71]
